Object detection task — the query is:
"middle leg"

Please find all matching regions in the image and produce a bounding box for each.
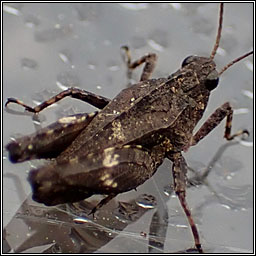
[121,46,157,81]
[5,87,111,113]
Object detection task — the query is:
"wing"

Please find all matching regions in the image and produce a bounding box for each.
[59,78,190,159]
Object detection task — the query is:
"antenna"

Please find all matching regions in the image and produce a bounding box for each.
[209,3,253,75]
[210,3,224,59]
[219,51,253,75]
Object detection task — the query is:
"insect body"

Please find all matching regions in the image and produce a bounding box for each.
[5,3,252,253]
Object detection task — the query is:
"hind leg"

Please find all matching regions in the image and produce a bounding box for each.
[6,112,97,163]
[29,145,158,210]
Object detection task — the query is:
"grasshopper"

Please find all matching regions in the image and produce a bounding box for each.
[5,3,253,253]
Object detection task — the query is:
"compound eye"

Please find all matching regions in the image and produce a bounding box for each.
[205,70,219,91]
[181,55,195,67]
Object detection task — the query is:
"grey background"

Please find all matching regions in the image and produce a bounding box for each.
[3,3,253,253]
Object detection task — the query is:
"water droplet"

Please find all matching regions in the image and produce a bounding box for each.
[96,85,102,90]
[114,201,139,222]
[191,13,214,35]
[56,71,79,88]
[3,4,21,16]
[130,36,147,49]
[28,162,37,169]
[114,215,128,223]
[233,108,249,115]
[135,194,157,209]
[215,156,242,179]
[74,3,99,21]
[31,99,40,106]
[168,3,182,10]
[216,47,226,56]
[239,140,253,147]
[73,216,91,224]
[148,29,168,50]
[30,206,44,216]
[58,14,65,20]
[35,25,73,42]
[221,204,231,210]
[59,50,72,64]
[24,14,40,28]
[147,40,164,52]
[10,137,17,142]
[226,175,232,180]
[93,231,99,237]
[119,3,149,11]
[103,40,111,46]
[244,60,253,72]
[88,63,96,70]
[56,81,68,90]
[140,231,147,238]
[32,119,41,125]
[163,185,173,197]
[242,89,253,99]
[215,184,253,211]
[175,224,188,228]
[108,65,120,72]
[21,58,38,70]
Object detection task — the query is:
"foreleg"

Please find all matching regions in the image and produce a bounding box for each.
[188,102,248,149]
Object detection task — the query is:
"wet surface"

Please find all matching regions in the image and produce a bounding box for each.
[3,3,253,253]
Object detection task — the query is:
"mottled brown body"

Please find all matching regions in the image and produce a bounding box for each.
[5,3,252,253]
